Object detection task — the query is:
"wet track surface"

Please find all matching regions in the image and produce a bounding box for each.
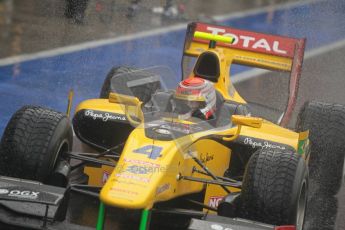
[1,0,345,229]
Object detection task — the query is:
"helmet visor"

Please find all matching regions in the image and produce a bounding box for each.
[173,98,205,115]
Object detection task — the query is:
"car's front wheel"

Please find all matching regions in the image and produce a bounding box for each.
[0,105,73,187]
[239,148,308,230]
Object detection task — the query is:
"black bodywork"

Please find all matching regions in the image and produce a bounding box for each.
[0,176,70,229]
[73,109,133,151]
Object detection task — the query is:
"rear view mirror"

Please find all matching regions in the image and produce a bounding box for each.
[232,115,262,128]
[109,93,142,106]
[223,115,262,142]
[108,92,143,126]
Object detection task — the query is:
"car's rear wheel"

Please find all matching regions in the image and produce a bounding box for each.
[240,148,308,230]
[296,101,345,195]
[296,101,345,229]
[99,66,160,103]
[0,105,73,187]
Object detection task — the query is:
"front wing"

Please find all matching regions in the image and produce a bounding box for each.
[0,176,92,230]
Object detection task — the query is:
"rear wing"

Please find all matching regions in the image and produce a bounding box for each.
[183,22,306,126]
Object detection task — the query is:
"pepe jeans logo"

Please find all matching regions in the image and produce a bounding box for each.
[244,137,286,150]
[84,110,126,122]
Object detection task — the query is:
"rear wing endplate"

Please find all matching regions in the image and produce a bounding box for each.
[183,22,306,126]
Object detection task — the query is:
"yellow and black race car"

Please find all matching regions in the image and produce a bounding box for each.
[0,22,344,230]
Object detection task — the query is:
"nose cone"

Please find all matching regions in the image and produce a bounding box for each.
[100,129,185,209]
[100,159,159,209]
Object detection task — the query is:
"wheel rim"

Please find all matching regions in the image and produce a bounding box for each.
[296,181,307,230]
[51,139,69,170]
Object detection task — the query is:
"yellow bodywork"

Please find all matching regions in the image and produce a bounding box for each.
[73,24,308,213]
[100,131,231,209]
[76,96,303,210]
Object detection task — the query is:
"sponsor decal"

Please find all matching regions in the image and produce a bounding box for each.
[244,137,286,150]
[115,173,150,183]
[125,165,150,174]
[156,183,170,195]
[200,153,214,163]
[113,179,148,188]
[102,171,110,184]
[84,110,126,122]
[298,130,310,155]
[110,187,139,196]
[117,160,178,175]
[206,26,288,55]
[133,145,163,159]
[194,23,297,58]
[234,54,290,69]
[0,189,9,195]
[124,158,160,168]
[210,224,233,230]
[7,190,40,200]
[208,196,223,208]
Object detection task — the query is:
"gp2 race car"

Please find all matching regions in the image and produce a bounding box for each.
[0,22,344,230]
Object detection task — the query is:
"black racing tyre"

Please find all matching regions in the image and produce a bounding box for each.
[303,194,337,230]
[99,66,127,98]
[99,66,160,103]
[240,148,308,230]
[296,101,345,195]
[0,105,73,185]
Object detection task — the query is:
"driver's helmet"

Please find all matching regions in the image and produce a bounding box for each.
[173,77,217,120]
